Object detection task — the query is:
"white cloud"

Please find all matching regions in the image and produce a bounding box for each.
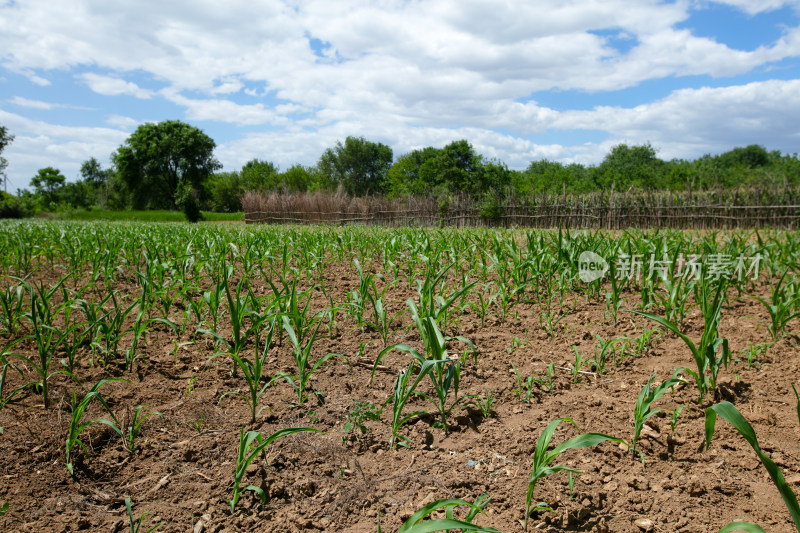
[9,96,94,111]
[78,73,154,99]
[0,109,128,191]
[105,115,141,130]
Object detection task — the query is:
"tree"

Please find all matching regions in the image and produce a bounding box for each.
[594,143,665,190]
[418,140,486,196]
[239,159,279,191]
[112,120,220,209]
[80,157,108,186]
[30,167,66,205]
[386,146,440,196]
[0,126,14,193]
[318,136,393,196]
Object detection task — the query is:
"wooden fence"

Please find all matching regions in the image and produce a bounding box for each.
[242,189,800,229]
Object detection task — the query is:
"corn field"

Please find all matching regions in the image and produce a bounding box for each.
[0,219,799,532]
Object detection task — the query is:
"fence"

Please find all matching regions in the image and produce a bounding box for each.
[242,188,800,229]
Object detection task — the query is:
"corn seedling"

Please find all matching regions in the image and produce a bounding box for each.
[66,378,128,475]
[229,426,321,512]
[463,389,495,419]
[223,316,280,422]
[124,406,163,454]
[630,274,730,403]
[705,401,800,532]
[669,404,689,433]
[388,494,500,533]
[593,335,625,373]
[278,316,343,405]
[511,362,535,404]
[12,293,69,408]
[749,271,800,341]
[568,346,589,383]
[522,417,627,532]
[125,497,162,533]
[793,385,800,428]
[0,282,26,336]
[382,358,440,449]
[188,412,204,434]
[377,302,475,432]
[631,369,685,463]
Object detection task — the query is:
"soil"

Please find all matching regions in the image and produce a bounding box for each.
[1,236,799,533]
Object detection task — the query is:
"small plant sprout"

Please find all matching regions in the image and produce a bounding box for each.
[188,413,204,435]
[392,494,500,533]
[793,384,800,428]
[464,389,495,419]
[631,369,685,463]
[569,345,589,383]
[125,497,162,533]
[706,401,800,532]
[229,426,322,513]
[510,362,535,404]
[522,418,627,532]
[669,405,691,433]
[66,378,129,475]
[124,406,163,454]
[341,399,381,446]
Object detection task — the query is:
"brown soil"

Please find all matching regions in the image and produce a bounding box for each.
[1,257,799,533]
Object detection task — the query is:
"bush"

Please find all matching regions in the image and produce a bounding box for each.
[177,183,203,223]
[0,193,30,219]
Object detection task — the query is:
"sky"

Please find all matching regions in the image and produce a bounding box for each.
[1,0,800,192]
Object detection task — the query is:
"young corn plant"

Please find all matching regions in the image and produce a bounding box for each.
[706,401,800,532]
[384,494,499,533]
[463,389,495,419]
[377,358,441,449]
[0,282,26,336]
[65,378,128,475]
[224,316,280,422]
[511,362,535,404]
[124,406,163,454]
[277,316,343,405]
[630,274,730,404]
[11,293,68,408]
[522,418,627,532]
[631,369,685,463]
[750,271,800,341]
[375,301,475,433]
[125,497,162,533]
[228,426,321,512]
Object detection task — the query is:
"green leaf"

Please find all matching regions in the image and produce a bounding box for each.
[718,522,767,533]
[706,402,800,531]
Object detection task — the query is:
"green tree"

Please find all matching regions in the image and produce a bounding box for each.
[204,171,242,212]
[718,145,770,169]
[386,146,440,196]
[318,136,393,196]
[0,126,14,193]
[593,143,665,190]
[30,167,66,205]
[80,157,109,187]
[278,164,316,192]
[112,120,220,209]
[240,159,279,191]
[418,140,488,195]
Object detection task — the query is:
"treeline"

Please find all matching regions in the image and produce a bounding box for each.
[2,119,799,219]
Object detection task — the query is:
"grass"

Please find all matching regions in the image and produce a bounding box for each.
[56,209,244,222]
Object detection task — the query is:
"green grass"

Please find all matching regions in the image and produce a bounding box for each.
[56,209,243,222]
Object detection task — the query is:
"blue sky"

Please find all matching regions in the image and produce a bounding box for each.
[1,0,800,192]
